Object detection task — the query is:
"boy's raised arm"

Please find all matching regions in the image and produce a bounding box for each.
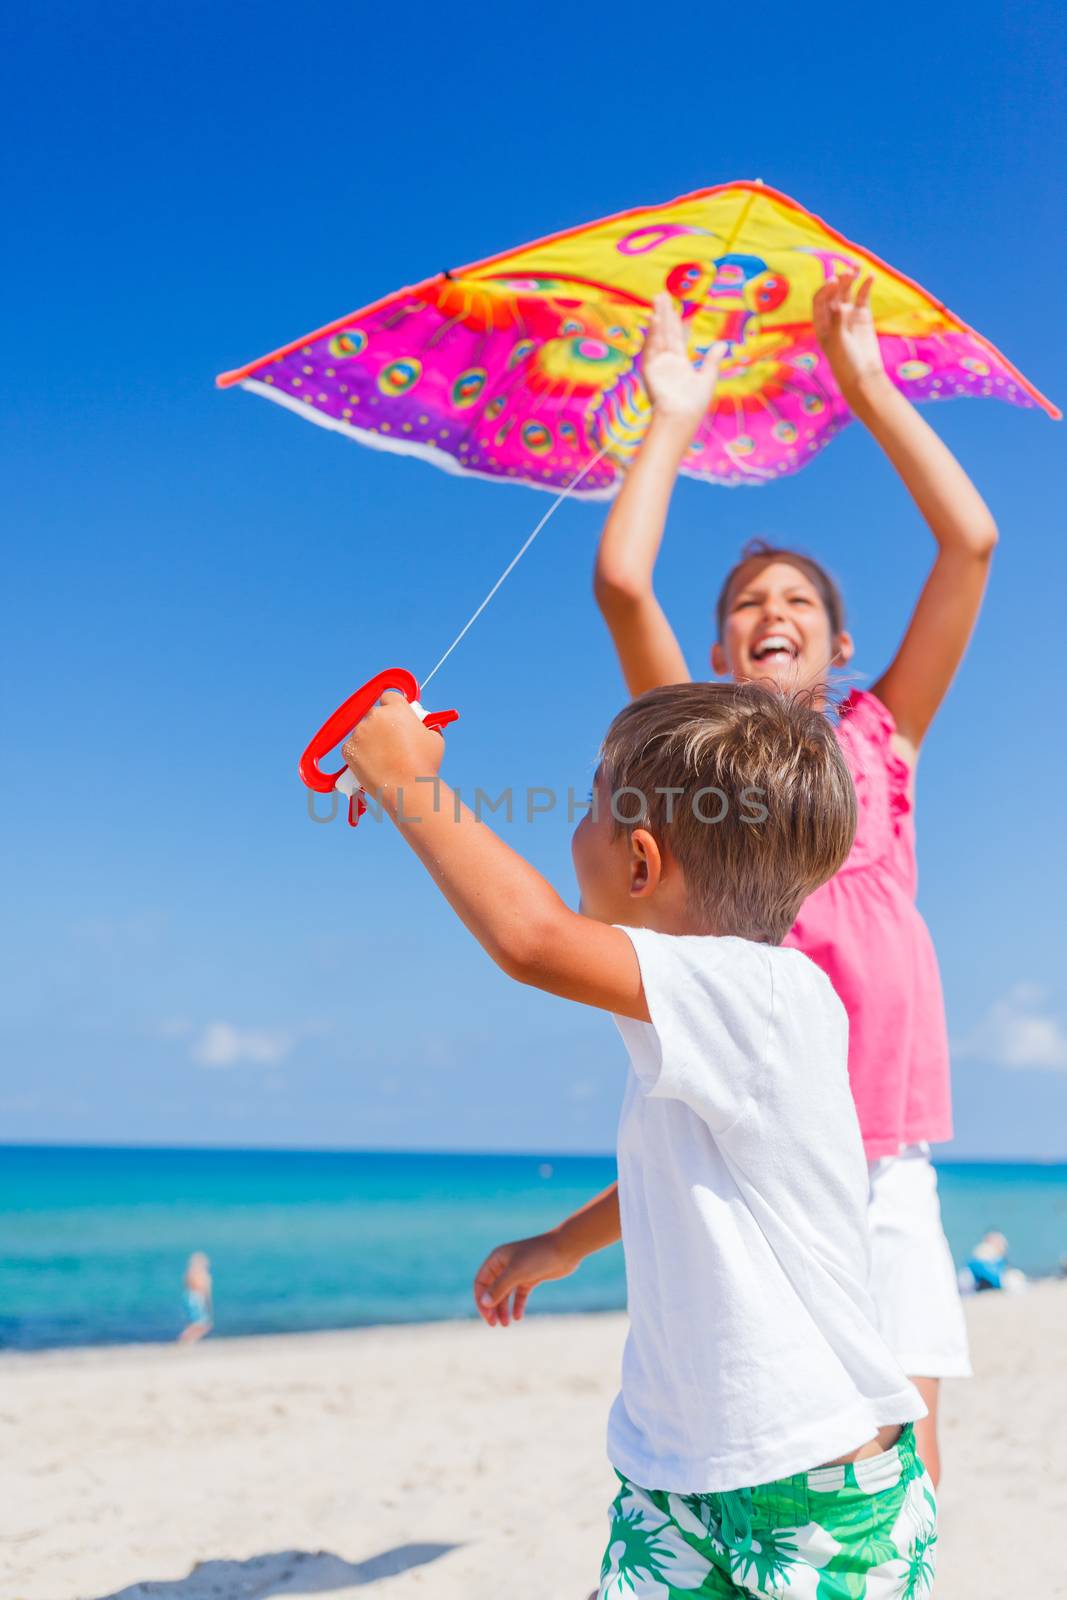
[341,697,648,1021]
[595,295,725,698]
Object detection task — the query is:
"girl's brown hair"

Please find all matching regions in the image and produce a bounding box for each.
[715,540,846,640]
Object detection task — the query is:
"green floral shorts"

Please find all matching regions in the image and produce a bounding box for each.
[599,1425,937,1599]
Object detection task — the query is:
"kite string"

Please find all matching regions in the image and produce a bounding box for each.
[420,444,612,693]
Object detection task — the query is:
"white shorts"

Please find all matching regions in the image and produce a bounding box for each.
[867,1142,972,1379]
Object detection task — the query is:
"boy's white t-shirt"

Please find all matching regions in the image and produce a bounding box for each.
[609,926,925,1494]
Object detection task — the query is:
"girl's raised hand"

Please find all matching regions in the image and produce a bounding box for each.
[813,273,886,398]
[641,291,727,427]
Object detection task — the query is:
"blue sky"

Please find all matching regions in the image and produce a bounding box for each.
[4,0,1066,1157]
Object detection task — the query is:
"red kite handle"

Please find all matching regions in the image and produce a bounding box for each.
[299,669,458,827]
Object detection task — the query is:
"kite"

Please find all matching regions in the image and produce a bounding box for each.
[217,181,1057,496]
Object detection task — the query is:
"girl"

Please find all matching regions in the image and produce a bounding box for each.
[179,1251,214,1344]
[474,275,995,1486]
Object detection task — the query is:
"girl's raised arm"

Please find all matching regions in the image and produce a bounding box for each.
[595,295,725,697]
[815,276,998,759]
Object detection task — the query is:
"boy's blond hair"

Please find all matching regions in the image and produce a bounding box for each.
[598,682,856,944]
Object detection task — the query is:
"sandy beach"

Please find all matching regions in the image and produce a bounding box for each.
[4,1282,1064,1600]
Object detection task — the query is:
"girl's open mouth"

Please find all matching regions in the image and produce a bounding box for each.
[751,634,799,663]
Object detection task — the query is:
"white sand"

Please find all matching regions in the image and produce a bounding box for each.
[4,1283,1064,1600]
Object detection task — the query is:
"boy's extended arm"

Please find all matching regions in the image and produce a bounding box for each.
[594,295,725,697]
[473,1182,622,1326]
[817,276,998,756]
[341,699,648,1020]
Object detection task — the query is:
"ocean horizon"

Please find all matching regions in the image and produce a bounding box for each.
[4,1143,1066,1353]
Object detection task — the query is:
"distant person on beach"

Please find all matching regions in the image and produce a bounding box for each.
[960,1229,1025,1294]
[476,280,987,1487]
[342,680,936,1598]
[179,1252,213,1343]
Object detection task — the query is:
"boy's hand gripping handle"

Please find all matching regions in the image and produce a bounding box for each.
[299,668,458,826]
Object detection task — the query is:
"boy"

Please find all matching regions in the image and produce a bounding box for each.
[342,680,935,1599]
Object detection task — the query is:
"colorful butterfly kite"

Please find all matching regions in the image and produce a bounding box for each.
[217,182,1057,496]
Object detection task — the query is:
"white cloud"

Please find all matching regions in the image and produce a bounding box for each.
[955,983,1067,1073]
[191,1021,294,1069]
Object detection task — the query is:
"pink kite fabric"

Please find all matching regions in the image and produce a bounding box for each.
[785,690,952,1158]
[217,182,1058,497]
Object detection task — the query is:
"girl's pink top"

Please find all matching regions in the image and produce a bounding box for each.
[784,689,953,1158]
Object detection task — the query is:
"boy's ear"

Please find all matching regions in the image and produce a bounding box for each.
[629,828,663,897]
[710,641,729,676]
[832,630,855,667]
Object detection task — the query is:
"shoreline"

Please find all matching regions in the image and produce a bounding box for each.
[0,1305,627,1367]
[5,1285,1064,1598]
[6,1273,1066,1362]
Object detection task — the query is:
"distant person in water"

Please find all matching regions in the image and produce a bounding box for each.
[179,1252,213,1342]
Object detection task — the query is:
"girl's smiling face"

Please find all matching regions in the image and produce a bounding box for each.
[711,558,853,691]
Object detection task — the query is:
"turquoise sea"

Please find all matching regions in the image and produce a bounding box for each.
[2,1145,1066,1351]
